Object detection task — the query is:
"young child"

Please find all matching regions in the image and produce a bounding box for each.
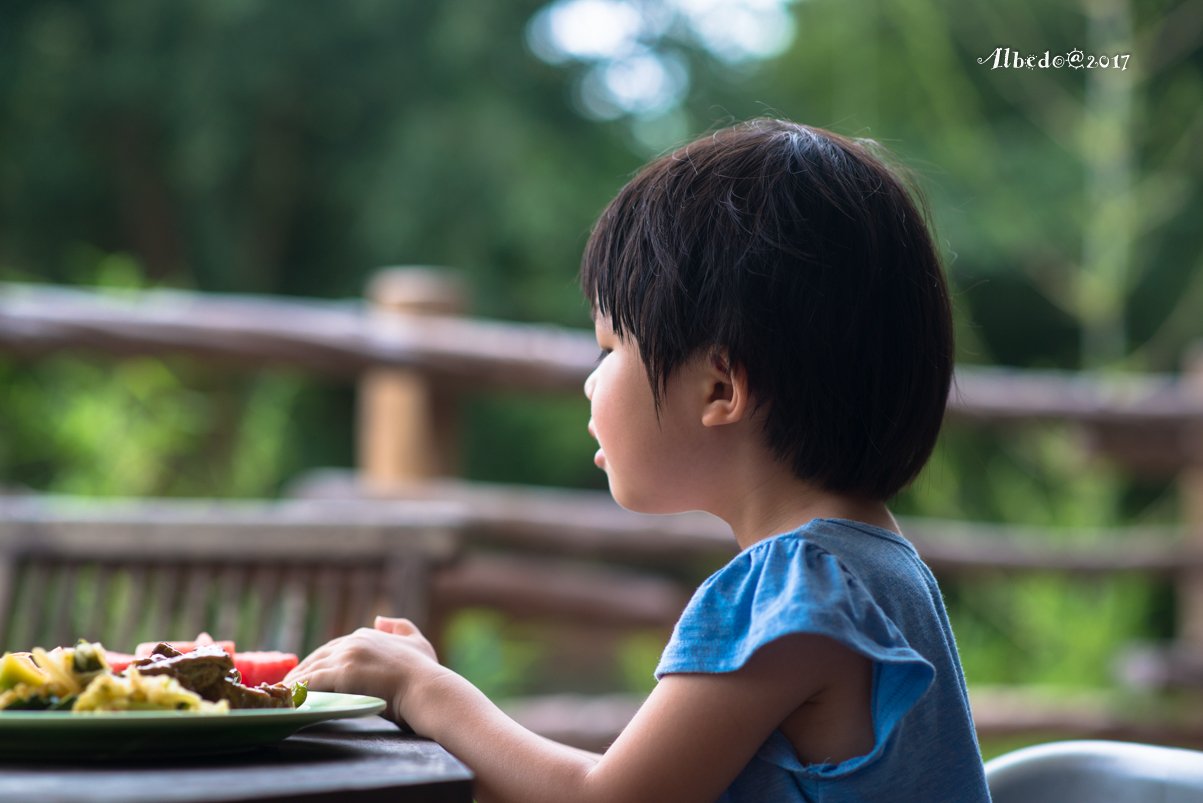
[288,119,991,802]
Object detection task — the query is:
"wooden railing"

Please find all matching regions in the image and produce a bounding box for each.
[3,271,1203,746]
[2,279,1200,425]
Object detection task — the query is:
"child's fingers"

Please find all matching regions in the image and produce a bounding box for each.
[375,617,439,663]
[374,616,419,635]
[286,633,353,681]
[286,649,352,688]
[287,661,342,693]
[284,653,325,684]
[291,626,412,685]
[293,637,340,669]
[287,627,405,685]
[284,645,406,724]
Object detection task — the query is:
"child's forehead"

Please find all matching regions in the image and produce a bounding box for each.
[590,312,626,343]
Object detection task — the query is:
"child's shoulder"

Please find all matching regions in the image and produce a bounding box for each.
[657,518,933,680]
[720,517,926,592]
[733,518,948,645]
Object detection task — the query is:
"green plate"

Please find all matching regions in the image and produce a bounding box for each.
[0,691,386,759]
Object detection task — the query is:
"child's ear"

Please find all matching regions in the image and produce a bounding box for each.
[700,351,750,427]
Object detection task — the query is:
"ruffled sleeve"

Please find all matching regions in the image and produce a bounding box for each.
[655,534,935,773]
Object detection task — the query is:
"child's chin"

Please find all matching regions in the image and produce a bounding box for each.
[607,480,641,513]
[608,482,678,516]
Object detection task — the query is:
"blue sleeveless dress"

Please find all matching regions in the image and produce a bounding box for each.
[655,519,990,802]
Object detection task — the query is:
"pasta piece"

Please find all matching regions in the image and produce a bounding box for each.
[73,669,229,713]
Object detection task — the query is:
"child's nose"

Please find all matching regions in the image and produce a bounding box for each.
[584,367,598,400]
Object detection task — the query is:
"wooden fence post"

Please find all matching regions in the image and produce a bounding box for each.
[358,268,467,485]
[1178,341,1203,648]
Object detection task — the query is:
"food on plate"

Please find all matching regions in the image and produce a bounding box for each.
[135,632,235,659]
[129,634,297,686]
[0,652,46,691]
[0,642,115,711]
[130,643,292,709]
[0,638,303,714]
[74,668,227,712]
[234,651,299,687]
[103,652,137,674]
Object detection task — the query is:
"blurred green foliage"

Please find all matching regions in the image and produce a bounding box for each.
[443,608,545,700]
[0,0,1201,707]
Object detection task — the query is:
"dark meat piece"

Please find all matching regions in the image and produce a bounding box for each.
[127,644,292,710]
[131,645,233,695]
[221,682,294,709]
[151,643,183,658]
[257,683,294,706]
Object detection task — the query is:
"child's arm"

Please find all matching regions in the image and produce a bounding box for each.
[287,619,861,803]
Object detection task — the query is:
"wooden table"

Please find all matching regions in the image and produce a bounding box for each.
[0,717,473,802]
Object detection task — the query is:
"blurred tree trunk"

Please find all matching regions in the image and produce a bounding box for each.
[1078,0,1134,367]
[109,115,188,284]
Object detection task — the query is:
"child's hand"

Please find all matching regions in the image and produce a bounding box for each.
[372,615,439,662]
[284,616,442,725]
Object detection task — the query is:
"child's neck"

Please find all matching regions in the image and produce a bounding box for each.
[709,462,900,552]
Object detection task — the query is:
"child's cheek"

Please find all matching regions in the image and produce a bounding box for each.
[588,380,614,467]
[593,397,619,462]
[594,385,640,479]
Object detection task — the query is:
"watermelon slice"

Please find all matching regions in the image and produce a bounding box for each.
[104,652,137,673]
[234,651,298,687]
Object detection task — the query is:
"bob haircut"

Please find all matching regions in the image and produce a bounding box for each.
[580,119,954,501]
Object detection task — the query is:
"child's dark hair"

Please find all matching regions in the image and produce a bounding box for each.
[581,119,954,500]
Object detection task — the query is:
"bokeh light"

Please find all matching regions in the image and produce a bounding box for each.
[527,0,798,119]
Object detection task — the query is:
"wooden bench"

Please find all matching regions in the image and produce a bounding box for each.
[0,496,461,655]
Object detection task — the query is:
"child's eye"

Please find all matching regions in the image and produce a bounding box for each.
[596,348,612,364]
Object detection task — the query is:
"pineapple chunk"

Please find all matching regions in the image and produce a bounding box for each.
[0,652,47,692]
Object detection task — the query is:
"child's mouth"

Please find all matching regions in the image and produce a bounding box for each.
[594,448,606,468]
